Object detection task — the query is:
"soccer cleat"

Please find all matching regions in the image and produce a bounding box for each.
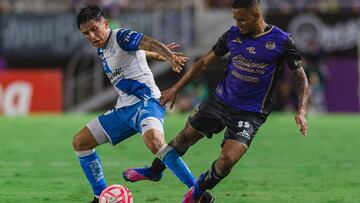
[90,196,99,203]
[183,188,215,203]
[183,186,201,203]
[183,174,215,203]
[123,167,162,183]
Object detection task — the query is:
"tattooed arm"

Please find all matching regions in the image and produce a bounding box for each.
[139,36,186,73]
[293,67,309,136]
[145,43,187,62]
[284,35,309,136]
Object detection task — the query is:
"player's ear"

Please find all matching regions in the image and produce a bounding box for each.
[104,18,109,29]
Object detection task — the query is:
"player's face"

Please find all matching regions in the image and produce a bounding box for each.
[79,18,110,48]
[233,8,258,35]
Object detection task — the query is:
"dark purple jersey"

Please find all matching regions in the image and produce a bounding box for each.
[212,25,302,114]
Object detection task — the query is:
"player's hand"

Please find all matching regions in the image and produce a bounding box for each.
[294,109,308,136]
[157,43,189,64]
[170,54,187,73]
[167,43,188,73]
[160,87,178,109]
[166,42,180,50]
[156,43,183,61]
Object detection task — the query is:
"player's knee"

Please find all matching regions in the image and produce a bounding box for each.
[219,152,240,167]
[72,135,89,151]
[72,135,81,151]
[141,118,166,154]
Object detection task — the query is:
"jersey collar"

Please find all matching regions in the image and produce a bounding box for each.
[103,29,113,49]
[252,25,274,38]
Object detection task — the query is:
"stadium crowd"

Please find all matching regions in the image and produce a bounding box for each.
[0,0,189,13]
[1,0,360,13]
[204,0,360,13]
[0,0,352,114]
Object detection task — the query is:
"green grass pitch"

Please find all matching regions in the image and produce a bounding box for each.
[0,113,360,202]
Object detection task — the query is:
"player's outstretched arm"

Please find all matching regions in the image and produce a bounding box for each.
[160,50,217,109]
[293,67,309,136]
[144,43,188,62]
[139,36,187,73]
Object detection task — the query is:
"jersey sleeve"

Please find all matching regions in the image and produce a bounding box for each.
[283,35,302,70]
[116,29,144,51]
[211,30,230,57]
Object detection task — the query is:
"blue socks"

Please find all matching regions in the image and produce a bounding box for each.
[157,145,195,188]
[76,150,106,197]
[76,145,194,196]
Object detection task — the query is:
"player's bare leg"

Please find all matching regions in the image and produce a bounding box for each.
[183,140,246,203]
[123,129,166,182]
[170,122,206,148]
[72,127,99,151]
[142,129,166,155]
[215,140,247,176]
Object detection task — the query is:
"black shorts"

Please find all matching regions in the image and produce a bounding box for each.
[188,96,267,149]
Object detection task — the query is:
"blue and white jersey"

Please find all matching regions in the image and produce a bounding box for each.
[98,28,161,109]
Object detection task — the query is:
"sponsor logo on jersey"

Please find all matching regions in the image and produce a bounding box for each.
[125,31,136,43]
[265,41,276,50]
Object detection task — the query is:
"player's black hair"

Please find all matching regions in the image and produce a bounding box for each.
[76,5,105,29]
[232,0,260,9]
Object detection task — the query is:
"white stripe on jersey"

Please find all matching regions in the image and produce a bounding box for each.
[98,29,161,109]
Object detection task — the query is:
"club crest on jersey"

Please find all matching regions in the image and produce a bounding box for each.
[246,47,256,54]
[110,47,116,56]
[265,41,276,50]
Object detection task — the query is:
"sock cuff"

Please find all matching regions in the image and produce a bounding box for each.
[75,149,96,158]
[155,144,174,160]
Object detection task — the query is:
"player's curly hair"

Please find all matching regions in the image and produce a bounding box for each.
[76,5,105,29]
[232,0,260,9]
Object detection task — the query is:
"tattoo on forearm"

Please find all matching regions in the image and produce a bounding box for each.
[294,68,309,111]
[150,40,173,60]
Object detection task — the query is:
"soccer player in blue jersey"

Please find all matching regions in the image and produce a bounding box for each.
[123,0,309,202]
[72,5,206,203]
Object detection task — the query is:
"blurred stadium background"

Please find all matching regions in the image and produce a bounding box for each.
[1,0,360,202]
[1,0,359,114]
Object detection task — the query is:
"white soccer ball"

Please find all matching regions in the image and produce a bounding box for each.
[99,184,133,203]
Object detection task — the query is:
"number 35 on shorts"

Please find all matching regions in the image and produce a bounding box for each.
[237,120,250,128]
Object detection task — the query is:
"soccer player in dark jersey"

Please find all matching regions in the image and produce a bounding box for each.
[123,0,309,202]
